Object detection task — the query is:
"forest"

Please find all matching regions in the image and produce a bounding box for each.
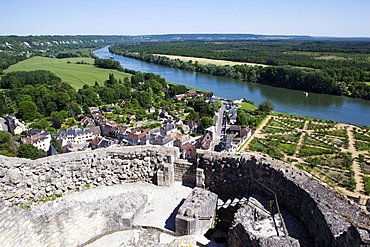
[110,40,370,99]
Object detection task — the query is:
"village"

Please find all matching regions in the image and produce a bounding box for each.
[0,90,253,161]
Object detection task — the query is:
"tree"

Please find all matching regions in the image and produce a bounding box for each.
[51,111,63,129]
[186,109,200,121]
[258,100,274,113]
[50,137,62,154]
[0,131,17,157]
[54,92,70,110]
[30,118,49,130]
[17,144,41,160]
[200,117,214,131]
[0,131,12,144]
[236,111,248,127]
[17,101,37,121]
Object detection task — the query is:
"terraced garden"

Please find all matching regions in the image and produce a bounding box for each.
[245,115,370,197]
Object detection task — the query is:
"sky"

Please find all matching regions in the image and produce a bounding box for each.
[1,0,369,37]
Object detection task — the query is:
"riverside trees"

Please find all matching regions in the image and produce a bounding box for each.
[110,40,370,100]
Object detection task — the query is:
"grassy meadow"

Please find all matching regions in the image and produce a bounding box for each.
[5,56,132,89]
[238,102,257,111]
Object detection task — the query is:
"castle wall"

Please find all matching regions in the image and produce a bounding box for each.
[197,151,369,246]
[0,191,147,247]
[0,147,368,246]
[0,146,178,206]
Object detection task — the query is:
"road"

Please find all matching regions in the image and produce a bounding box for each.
[210,99,226,151]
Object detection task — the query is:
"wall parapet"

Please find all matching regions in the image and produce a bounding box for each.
[196,150,370,246]
[0,146,179,206]
[0,147,369,246]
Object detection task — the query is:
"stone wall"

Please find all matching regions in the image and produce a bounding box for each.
[0,147,369,246]
[173,160,196,185]
[0,146,179,206]
[197,151,370,246]
[0,191,147,247]
[175,188,218,236]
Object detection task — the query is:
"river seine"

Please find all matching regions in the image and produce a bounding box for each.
[94,46,370,126]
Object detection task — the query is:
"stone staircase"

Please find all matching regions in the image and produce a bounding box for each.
[216,194,253,231]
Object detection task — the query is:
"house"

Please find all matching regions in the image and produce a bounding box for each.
[181,125,191,134]
[166,132,191,147]
[90,126,102,138]
[125,128,149,145]
[0,117,8,132]
[160,123,177,136]
[229,109,238,125]
[89,107,100,115]
[21,129,51,152]
[240,127,253,139]
[187,90,198,96]
[126,114,136,121]
[101,124,113,137]
[159,111,169,118]
[80,116,94,127]
[139,128,160,145]
[180,142,196,160]
[172,117,183,126]
[117,100,126,107]
[5,116,27,135]
[147,106,156,114]
[186,118,201,133]
[109,125,127,139]
[149,135,174,147]
[105,107,116,113]
[204,127,215,142]
[55,126,100,147]
[195,132,213,150]
[228,125,241,136]
[208,98,218,103]
[173,94,186,101]
[90,137,111,150]
[61,143,73,153]
[202,93,214,100]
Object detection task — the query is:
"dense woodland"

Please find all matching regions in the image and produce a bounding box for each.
[110,40,370,99]
[0,64,218,127]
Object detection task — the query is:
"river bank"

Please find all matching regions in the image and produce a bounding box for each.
[94,46,370,126]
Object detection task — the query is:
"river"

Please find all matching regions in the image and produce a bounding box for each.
[94,46,370,126]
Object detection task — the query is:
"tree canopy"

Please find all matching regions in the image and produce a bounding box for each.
[258,100,274,113]
[199,117,214,130]
[17,144,42,160]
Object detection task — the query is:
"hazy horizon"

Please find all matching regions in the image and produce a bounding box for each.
[1,0,369,38]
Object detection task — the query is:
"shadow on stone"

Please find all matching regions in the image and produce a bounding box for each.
[165,198,185,231]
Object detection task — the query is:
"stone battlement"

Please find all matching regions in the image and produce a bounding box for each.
[0,147,369,246]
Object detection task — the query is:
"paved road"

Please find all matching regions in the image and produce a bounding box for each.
[211,99,226,151]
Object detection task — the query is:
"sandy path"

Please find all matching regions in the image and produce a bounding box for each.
[294,120,309,157]
[345,127,366,197]
[241,115,271,151]
[153,54,269,67]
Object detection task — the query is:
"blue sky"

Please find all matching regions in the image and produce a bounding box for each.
[1,0,369,37]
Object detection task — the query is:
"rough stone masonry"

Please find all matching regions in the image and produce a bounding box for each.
[0,146,369,246]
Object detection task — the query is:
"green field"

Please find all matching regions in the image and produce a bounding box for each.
[238,102,257,111]
[5,57,132,89]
